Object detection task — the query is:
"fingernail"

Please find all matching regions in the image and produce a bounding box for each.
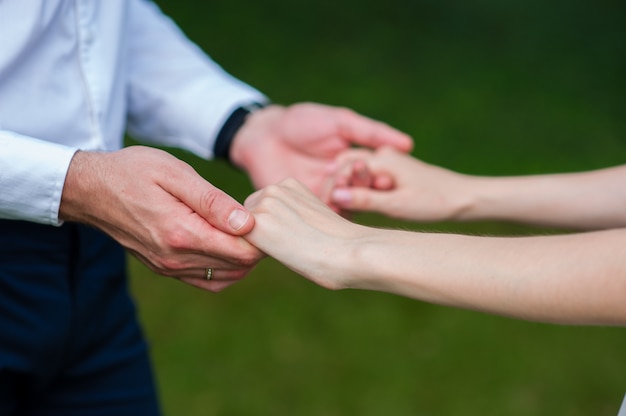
[332,189,352,205]
[228,209,249,231]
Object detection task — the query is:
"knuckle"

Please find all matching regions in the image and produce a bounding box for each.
[337,107,360,124]
[230,269,251,280]
[335,106,355,117]
[156,256,184,273]
[254,185,283,210]
[162,229,188,251]
[236,251,261,268]
[281,177,300,189]
[263,183,283,196]
[159,223,196,252]
[199,189,220,214]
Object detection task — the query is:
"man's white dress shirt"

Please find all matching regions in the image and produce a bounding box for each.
[0,0,266,225]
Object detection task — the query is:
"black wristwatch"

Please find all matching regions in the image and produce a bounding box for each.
[213,102,265,162]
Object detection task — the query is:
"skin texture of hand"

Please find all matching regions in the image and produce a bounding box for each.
[244,177,368,289]
[59,146,262,292]
[229,102,414,208]
[331,147,626,230]
[245,178,626,326]
[331,147,474,222]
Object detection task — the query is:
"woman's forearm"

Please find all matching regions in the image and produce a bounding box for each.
[245,178,626,326]
[343,227,626,325]
[459,165,626,229]
[332,149,626,230]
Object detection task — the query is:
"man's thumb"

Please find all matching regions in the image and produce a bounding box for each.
[201,188,255,235]
[179,181,255,235]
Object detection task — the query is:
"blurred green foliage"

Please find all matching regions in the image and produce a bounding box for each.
[129,0,626,414]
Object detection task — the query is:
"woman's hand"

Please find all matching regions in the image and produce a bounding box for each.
[331,147,474,222]
[244,178,367,290]
[229,103,413,211]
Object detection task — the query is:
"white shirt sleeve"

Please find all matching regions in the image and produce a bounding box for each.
[0,0,266,225]
[0,131,77,226]
[125,0,267,159]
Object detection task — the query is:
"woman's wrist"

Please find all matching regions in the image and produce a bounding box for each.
[450,175,503,222]
[336,227,401,291]
[305,223,376,291]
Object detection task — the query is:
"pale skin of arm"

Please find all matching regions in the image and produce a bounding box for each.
[244,179,626,326]
[59,104,413,292]
[331,147,626,230]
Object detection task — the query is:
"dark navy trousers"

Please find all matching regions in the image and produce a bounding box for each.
[0,220,160,415]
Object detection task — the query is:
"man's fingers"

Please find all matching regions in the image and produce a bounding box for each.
[373,172,395,190]
[197,187,254,234]
[163,167,255,236]
[349,160,373,187]
[335,109,414,152]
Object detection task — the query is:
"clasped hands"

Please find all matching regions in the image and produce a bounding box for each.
[59,102,412,292]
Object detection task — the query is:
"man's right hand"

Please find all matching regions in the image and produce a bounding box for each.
[59,146,262,292]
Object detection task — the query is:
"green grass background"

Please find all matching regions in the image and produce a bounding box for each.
[128,1,626,414]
